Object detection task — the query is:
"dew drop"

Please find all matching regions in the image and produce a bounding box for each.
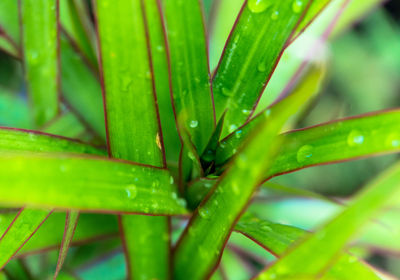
[178,198,187,207]
[386,132,400,148]
[292,0,303,13]
[169,176,175,185]
[152,179,160,188]
[296,145,314,163]
[229,124,238,133]
[171,192,178,200]
[120,75,132,92]
[235,130,242,139]
[347,130,364,147]
[199,208,210,219]
[242,109,251,116]
[270,10,279,20]
[189,120,199,128]
[126,185,137,199]
[231,182,240,195]
[248,0,271,13]
[257,62,266,72]
[156,45,164,52]
[221,87,233,97]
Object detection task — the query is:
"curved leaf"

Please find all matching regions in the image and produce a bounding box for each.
[54,210,79,279]
[217,109,400,178]
[173,71,312,279]
[212,0,326,136]
[255,162,400,279]
[236,213,380,280]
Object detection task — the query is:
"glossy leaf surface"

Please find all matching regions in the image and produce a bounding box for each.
[0,127,104,155]
[20,0,59,126]
[161,0,215,154]
[212,0,327,136]
[94,1,170,278]
[0,153,186,215]
[0,208,51,269]
[173,70,313,279]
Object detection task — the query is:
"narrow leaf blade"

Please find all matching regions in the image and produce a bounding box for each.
[161,0,215,154]
[54,211,79,279]
[0,208,52,269]
[255,162,400,279]
[20,0,59,126]
[0,153,187,215]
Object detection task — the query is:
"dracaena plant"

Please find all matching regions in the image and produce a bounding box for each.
[0,0,399,279]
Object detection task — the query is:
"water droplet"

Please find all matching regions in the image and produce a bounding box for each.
[270,10,279,20]
[347,130,364,147]
[231,182,240,195]
[156,45,164,52]
[152,179,160,188]
[248,0,271,13]
[178,198,187,207]
[229,124,238,133]
[187,152,196,160]
[171,192,178,200]
[296,145,314,163]
[199,208,210,219]
[126,185,137,199]
[27,51,39,64]
[261,224,272,232]
[189,120,199,128]
[235,130,242,139]
[120,75,132,92]
[257,62,266,72]
[59,164,68,172]
[169,176,175,184]
[386,132,400,148]
[221,87,233,97]
[213,200,219,206]
[242,109,251,116]
[292,0,303,13]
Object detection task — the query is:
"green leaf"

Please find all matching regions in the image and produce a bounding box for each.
[212,0,325,136]
[60,34,106,140]
[41,112,87,139]
[18,213,118,255]
[60,0,97,68]
[94,1,172,278]
[143,0,181,165]
[236,213,380,280]
[20,0,59,126]
[0,208,52,269]
[216,63,325,167]
[0,153,187,215]
[0,0,20,48]
[218,109,400,178]
[161,0,215,154]
[0,127,105,155]
[255,162,400,279]
[173,70,310,279]
[54,211,79,279]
